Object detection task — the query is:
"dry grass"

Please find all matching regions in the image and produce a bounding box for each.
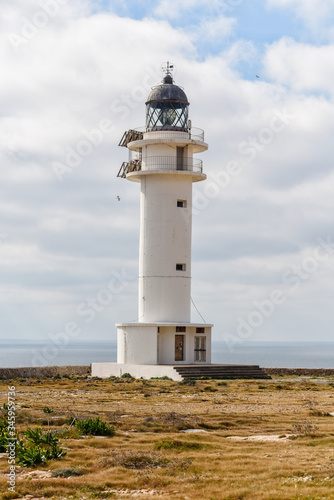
[0,375,334,499]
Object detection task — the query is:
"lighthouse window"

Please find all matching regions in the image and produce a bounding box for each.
[176,326,186,332]
[194,336,206,362]
[196,327,205,334]
[177,200,187,208]
[176,263,186,271]
[146,102,188,131]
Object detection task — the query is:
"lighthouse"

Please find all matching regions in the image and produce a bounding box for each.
[92,64,214,380]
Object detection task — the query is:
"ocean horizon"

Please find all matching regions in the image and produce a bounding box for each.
[0,340,333,369]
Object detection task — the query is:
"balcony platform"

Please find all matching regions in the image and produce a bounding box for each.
[126,168,206,183]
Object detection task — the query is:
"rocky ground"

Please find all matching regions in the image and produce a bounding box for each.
[1,375,334,499]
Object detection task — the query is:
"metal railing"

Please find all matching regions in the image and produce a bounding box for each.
[189,127,205,141]
[117,156,203,178]
[117,161,141,178]
[143,156,203,172]
[131,126,205,142]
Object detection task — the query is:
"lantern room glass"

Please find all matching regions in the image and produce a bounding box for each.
[146,102,189,132]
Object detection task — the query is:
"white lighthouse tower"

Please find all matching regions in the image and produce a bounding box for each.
[92,64,213,380]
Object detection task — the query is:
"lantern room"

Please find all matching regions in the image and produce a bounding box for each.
[145,72,189,132]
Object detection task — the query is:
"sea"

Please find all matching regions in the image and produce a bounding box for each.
[0,341,333,369]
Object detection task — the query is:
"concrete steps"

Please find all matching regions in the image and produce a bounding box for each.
[173,364,271,380]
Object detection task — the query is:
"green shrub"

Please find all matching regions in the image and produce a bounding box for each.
[0,430,9,453]
[100,449,192,474]
[43,406,53,414]
[56,427,81,439]
[24,426,43,445]
[24,426,60,447]
[0,418,10,453]
[150,376,172,380]
[101,449,169,469]
[0,417,8,432]
[121,373,132,378]
[155,440,203,451]
[16,426,66,467]
[75,417,115,436]
[179,379,196,386]
[51,467,84,478]
[16,444,45,467]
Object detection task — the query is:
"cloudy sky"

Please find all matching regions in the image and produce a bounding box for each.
[1,0,334,346]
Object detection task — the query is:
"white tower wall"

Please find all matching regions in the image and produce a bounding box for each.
[138,173,192,322]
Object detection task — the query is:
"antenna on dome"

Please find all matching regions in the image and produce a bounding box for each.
[162,61,174,82]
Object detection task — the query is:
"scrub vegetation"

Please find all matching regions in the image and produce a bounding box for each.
[1,375,334,499]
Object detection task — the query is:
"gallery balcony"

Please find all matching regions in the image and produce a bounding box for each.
[118,127,205,148]
[117,156,203,178]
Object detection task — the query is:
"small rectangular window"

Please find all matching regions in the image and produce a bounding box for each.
[176,263,186,271]
[194,336,206,362]
[177,200,187,208]
[196,327,205,334]
[176,326,186,332]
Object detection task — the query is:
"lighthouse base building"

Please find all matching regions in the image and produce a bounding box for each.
[93,321,212,381]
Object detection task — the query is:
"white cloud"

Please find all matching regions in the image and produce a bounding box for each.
[195,16,236,42]
[1,1,334,344]
[263,38,334,93]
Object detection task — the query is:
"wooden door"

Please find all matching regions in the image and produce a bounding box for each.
[175,335,184,361]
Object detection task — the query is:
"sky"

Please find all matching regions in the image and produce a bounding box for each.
[1,0,334,349]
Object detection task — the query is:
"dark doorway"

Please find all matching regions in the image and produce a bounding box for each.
[176,147,184,170]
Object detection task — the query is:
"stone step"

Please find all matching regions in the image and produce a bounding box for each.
[175,372,268,376]
[173,364,270,380]
[174,367,263,372]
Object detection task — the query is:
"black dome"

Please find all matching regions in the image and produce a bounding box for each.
[146,80,189,105]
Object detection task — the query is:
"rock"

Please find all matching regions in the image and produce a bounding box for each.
[227,434,296,442]
[181,428,209,433]
[18,470,52,481]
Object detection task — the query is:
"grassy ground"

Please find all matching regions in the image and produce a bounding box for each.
[1,375,334,500]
